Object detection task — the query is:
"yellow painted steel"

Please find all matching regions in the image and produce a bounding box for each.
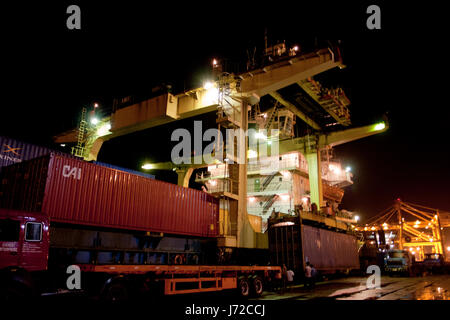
[305,152,324,208]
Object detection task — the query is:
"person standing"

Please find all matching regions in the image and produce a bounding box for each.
[286,269,295,291]
[304,262,312,289]
[280,264,288,294]
[310,264,317,289]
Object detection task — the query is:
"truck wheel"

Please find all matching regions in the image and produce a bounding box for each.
[237,277,250,298]
[0,282,32,301]
[103,282,129,302]
[251,276,264,298]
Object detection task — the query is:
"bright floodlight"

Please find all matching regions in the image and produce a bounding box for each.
[203,81,214,90]
[142,164,153,170]
[91,117,99,125]
[354,215,360,222]
[345,166,351,172]
[97,123,111,137]
[254,132,267,140]
[374,122,385,131]
[247,150,258,159]
[94,103,99,108]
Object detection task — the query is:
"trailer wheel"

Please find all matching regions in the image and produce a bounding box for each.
[237,277,250,298]
[0,282,32,301]
[102,281,129,302]
[251,276,264,297]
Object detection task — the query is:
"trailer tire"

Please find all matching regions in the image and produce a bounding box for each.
[0,267,35,300]
[237,277,250,298]
[251,276,264,298]
[0,281,32,301]
[102,280,129,302]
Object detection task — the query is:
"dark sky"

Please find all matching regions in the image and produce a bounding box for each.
[1,1,448,221]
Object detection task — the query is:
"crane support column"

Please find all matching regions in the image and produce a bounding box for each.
[176,168,194,188]
[305,151,324,209]
[437,210,446,259]
[396,201,403,250]
[238,100,251,248]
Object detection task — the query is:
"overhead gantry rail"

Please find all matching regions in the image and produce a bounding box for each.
[54,47,343,154]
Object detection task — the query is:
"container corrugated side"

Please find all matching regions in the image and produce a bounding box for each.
[301,225,359,270]
[0,154,219,237]
[0,136,65,171]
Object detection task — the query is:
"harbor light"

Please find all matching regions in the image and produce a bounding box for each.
[97,123,111,137]
[248,150,258,159]
[142,163,153,170]
[374,122,385,131]
[91,117,99,125]
[281,171,291,178]
[255,132,267,140]
[203,81,214,90]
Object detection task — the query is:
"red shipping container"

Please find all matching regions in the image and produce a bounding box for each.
[0,154,219,237]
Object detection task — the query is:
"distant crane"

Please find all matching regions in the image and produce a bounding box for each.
[356,200,449,261]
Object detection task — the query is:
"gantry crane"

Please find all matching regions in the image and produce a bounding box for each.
[54,43,389,251]
[356,200,449,261]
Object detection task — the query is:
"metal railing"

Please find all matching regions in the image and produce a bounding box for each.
[206,179,239,195]
[247,181,291,194]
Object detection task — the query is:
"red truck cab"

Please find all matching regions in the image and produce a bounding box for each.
[0,208,49,272]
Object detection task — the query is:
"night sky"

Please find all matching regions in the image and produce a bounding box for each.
[1,1,448,221]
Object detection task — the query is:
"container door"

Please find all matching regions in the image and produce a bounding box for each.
[0,218,21,269]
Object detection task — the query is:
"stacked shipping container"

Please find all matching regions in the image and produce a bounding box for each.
[0,136,156,180]
[0,154,219,237]
[0,136,62,171]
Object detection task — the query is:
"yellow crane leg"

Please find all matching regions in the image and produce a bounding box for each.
[305,151,324,209]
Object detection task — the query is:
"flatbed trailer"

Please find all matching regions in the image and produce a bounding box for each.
[0,207,281,300]
[79,264,281,297]
[0,156,281,300]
